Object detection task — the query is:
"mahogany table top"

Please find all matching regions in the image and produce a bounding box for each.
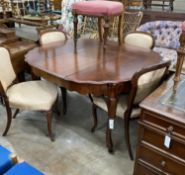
[25,39,165,86]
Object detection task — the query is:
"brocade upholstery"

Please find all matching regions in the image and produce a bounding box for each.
[7,81,57,111]
[40,31,66,45]
[72,1,123,16]
[0,48,16,91]
[124,33,153,49]
[137,21,182,69]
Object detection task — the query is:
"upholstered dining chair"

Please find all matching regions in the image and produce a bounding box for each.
[39,29,68,115]
[0,47,58,141]
[90,60,170,160]
[124,31,154,49]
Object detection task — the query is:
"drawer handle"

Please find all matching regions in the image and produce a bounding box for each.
[167,126,173,133]
[160,161,166,167]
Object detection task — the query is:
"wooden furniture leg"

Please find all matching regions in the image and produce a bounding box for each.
[73,13,78,52]
[3,98,12,136]
[173,32,185,92]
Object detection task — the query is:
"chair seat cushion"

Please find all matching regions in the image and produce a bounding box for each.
[4,162,44,175]
[7,80,58,111]
[92,95,140,119]
[72,1,123,16]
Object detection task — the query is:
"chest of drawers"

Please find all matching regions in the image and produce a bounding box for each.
[133,78,185,175]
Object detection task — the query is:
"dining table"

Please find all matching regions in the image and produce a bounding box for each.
[25,39,166,153]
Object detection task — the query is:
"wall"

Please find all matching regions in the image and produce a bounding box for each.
[174,0,185,11]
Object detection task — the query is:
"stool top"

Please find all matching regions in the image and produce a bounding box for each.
[72,1,123,16]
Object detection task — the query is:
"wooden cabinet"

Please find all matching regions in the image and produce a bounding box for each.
[133,77,185,175]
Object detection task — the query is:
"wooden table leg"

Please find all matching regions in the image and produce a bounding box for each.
[105,88,118,153]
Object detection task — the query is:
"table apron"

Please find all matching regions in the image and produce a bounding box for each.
[31,67,130,96]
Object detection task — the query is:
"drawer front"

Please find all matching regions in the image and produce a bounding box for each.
[142,111,185,140]
[134,162,160,175]
[139,143,185,175]
[141,125,185,160]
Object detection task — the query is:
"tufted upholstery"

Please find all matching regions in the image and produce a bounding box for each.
[137,21,182,49]
[124,32,154,49]
[137,21,182,69]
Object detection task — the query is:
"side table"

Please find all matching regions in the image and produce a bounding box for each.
[133,76,185,175]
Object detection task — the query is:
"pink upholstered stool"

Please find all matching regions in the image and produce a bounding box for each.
[72,1,124,50]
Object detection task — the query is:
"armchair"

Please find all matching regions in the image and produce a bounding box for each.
[137,20,182,70]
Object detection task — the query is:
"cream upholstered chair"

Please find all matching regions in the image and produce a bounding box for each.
[91,61,170,160]
[124,31,154,49]
[0,47,58,141]
[39,29,67,46]
[39,29,68,114]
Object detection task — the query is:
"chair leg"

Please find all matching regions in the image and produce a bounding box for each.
[106,120,113,153]
[118,14,123,45]
[73,13,78,52]
[103,16,109,48]
[3,98,12,136]
[60,87,67,115]
[13,109,19,119]
[98,17,103,42]
[124,110,134,160]
[46,110,54,141]
[0,96,4,105]
[91,103,98,132]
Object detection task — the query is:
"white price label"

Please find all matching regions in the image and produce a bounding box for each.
[164,134,171,149]
[109,119,114,129]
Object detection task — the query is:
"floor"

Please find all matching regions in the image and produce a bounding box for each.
[0,91,138,175]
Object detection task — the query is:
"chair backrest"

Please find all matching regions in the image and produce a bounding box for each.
[0,47,16,91]
[108,11,143,40]
[124,31,154,49]
[134,67,166,104]
[39,29,67,45]
[137,20,182,49]
[123,11,143,36]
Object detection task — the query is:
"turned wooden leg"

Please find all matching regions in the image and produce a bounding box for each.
[13,109,19,119]
[106,94,118,153]
[118,14,123,45]
[103,16,109,48]
[124,110,134,160]
[91,103,98,132]
[98,17,103,42]
[60,87,67,115]
[73,13,78,53]
[3,98,12,136]
[46,110,54,141]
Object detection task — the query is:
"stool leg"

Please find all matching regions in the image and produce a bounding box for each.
[118,14,123,45]
[103,16,109,48]
[73,13,78,52]
[98,17,103,42]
